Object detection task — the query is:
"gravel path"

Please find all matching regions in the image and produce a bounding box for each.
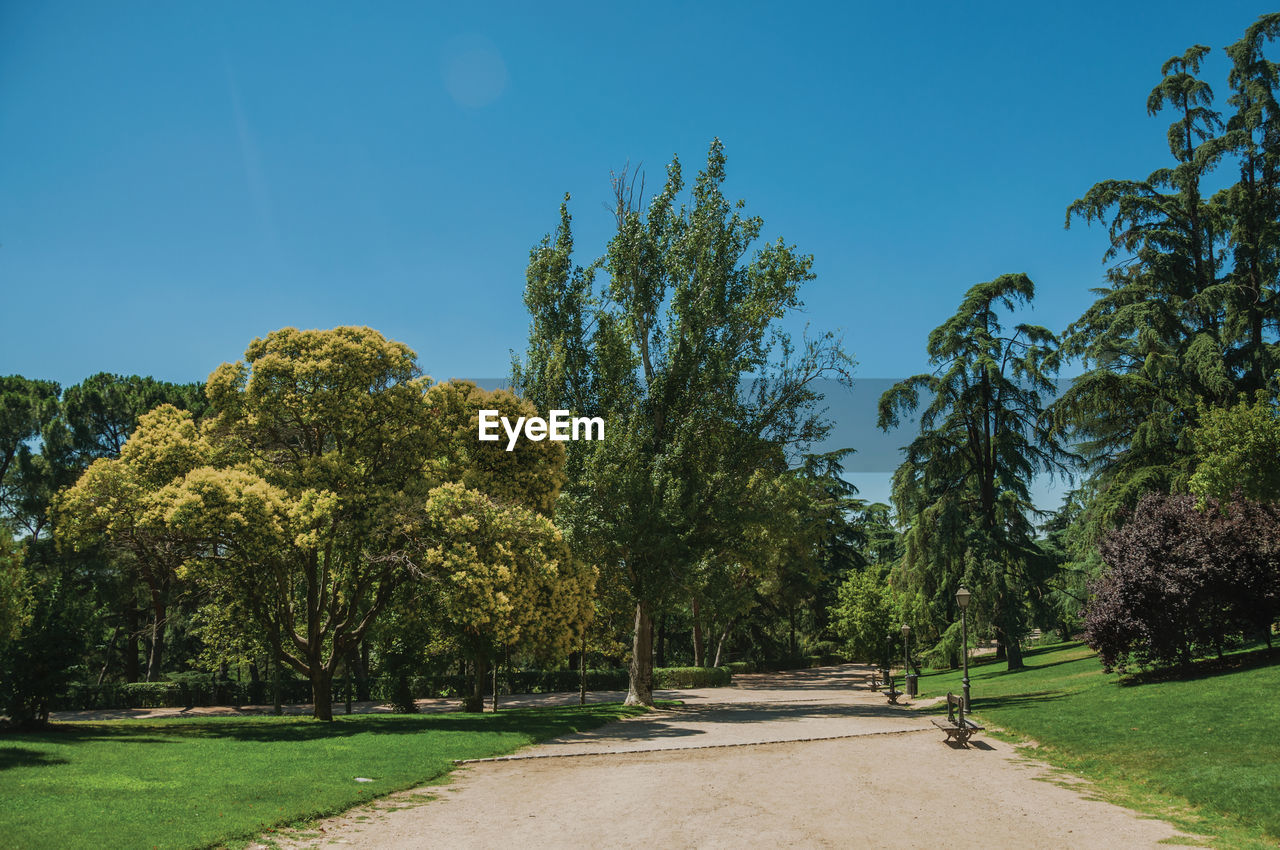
[253,665,1190,849]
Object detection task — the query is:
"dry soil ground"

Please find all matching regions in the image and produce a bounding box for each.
[246,665,1192,849]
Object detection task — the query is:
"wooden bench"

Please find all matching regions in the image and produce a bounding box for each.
[931,692,983,744]
[866,672,882,691]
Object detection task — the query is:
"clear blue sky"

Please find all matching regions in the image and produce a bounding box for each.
[1,2,1272,506]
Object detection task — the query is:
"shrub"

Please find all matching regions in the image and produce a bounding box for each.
[653,666,732,688]
[1084,492,1280,672]
[119,682,183,708]
[829,568,896,663]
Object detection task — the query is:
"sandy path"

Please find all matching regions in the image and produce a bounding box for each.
[257,666,1191,849]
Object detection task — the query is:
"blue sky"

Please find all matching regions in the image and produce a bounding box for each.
[1,2,1273,507]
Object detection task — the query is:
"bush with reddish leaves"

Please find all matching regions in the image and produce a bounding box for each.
[1083,492,1280,672]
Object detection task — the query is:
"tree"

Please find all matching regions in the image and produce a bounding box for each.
[1220,14,1280,391]
[0,531,30,647]
[15,373,209,684]
[1189,391,1280,504]
[0,539,90,727]
[830,567,896,664]
[1084,492,1280,671]
[880,274,1068,671]
[56,404,211,681]
[1054,18,1280,537]
[0,376,60,536]
[1053,45,1231,530]
[57,327,585,720]
[396,380,592,710]
[190,327,442,720]
[416,482,594,710]
[56,328,436,719]
[515,139,852,704]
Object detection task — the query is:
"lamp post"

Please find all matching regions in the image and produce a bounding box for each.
[901,623,913,697]
[955,586,971,711]
[901,623,911,674]
[883,633,892,693]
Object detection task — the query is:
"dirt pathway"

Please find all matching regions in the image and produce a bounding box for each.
[256,666,1191,849]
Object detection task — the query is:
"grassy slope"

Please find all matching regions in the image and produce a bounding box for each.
[914,642,1280,847]
[0,704,644,850]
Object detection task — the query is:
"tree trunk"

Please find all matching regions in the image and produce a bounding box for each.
[464,652,488,712]
[712,631,727,668]
[656,615,667,669]
[788,605,797,659]
[691,598,705,668]
[625,601,654,706]
[145,597,166,682]
[1000,626,1024,671]
[579,635,587,705]
[97,623,122,685]
[272,652,283,715]
[357,640,371,700]
[312,668,334,721]
[124,604,140,683]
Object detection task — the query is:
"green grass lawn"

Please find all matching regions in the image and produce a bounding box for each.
[914,641,1280,848]
[0,703,644,850]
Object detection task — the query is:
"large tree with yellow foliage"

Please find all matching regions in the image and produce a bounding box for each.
[60,327,587,720]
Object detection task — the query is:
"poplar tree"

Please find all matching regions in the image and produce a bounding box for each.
[516,140,852,705]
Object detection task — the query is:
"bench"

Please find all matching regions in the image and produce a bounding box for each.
[867,672,882,691]
[931,692,983,744]
[882,670,903,704]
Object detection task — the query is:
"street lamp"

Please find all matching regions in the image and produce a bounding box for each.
[955,586,971,711]
[901,623,913,697]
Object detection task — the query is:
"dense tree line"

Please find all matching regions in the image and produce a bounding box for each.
[5,17,1280,725]
[858,14,1280,676]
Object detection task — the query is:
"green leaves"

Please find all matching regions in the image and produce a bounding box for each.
[517,140,852,701]
[882,274,1067,669]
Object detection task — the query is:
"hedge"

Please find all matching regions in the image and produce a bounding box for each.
[653,666,732,688]
[52,665,742,711]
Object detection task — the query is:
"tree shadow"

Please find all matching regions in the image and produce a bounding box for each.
[918,690,1066,715]
[1117,646,1279,687]
[968,691,1067,711]
[9,704,639,746]
[540,700,918,745]
[0,746,70,770]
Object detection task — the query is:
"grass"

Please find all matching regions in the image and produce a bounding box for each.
[914,640,1280,848]
[0,703,645,850]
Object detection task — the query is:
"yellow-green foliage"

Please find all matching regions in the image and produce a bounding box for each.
[55,405,210,573]
[0,535,30,645]
[421,482,594,658]
[425,380,566,516]
[56,326,591,704]
[1190,392,1280,506]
